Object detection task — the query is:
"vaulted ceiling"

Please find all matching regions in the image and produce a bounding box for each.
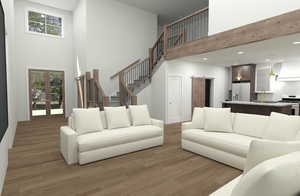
[27,0,208,25]
[28,0,78,11]
[115,0,209,25]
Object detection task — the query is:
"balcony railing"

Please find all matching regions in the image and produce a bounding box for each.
[165,7,209,49]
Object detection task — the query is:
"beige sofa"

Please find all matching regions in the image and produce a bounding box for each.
[182,109,300,196]
[60,109,164,165]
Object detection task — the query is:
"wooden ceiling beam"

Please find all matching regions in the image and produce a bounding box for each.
[165,8,300,60]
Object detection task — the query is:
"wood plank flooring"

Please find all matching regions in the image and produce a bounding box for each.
[2,118,241,196]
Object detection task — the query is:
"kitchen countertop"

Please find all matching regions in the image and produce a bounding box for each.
[223,101,294,107]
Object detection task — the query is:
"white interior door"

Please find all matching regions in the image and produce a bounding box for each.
[167,76,182,124]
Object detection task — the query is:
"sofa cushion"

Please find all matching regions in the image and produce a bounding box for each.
[204,108,233,133]
[73,108,103,135]
[100,111,108,129]
[231,152,300,196]
[78,125,162,152]
[129,105,151,126]
[244,140,300,173]
[209,175,242,196]
[104,106,131,129]
[263,112,300,141]
[192,107,205,129]
[233,113,268,138]
[182,130,255,157]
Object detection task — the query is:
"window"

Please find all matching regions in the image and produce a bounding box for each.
[27,10,63,37]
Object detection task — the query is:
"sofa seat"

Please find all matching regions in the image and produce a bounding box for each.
[182,129,256,157]
[210,176,242,196]
[78,125,162,153]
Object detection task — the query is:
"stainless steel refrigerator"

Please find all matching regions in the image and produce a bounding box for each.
[232,83,250,101]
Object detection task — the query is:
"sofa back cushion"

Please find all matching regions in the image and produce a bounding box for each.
[73,108,104,135]
[263,112,300,141]
[233,113,269,138]
[129,105,151,126]
[192,107,205,129]
[231,151,300,196]
[204,108,233,133]
[104,106,131,129]
[100,111,108,129]
[244,140,300,174]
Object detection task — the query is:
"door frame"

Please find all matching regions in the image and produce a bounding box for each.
[28,69,66,120]
[166,75,183,124]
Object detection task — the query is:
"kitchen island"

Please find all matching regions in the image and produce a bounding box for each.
[223,101,293,116]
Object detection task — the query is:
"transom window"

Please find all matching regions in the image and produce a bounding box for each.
[27,10,63,37]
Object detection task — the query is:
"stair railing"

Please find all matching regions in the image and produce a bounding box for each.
[165,7,208,49]
[149,32,164,69]
[85,69,109,109]
[119,72,137,106]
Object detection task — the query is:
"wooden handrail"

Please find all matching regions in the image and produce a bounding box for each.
[111,59,141,79]
[119,73,134,97]
[152,32,164,49]
[167,7,208,28]
[173,31,186,46]
[94,80,105,97]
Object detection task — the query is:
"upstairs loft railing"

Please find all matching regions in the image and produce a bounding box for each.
[165,7,209,49]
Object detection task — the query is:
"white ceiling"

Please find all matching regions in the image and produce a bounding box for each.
[28,0,78,11]
[181,33,300,66]
[115,0,208,25]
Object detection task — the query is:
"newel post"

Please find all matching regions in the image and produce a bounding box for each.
[131,96,137,105]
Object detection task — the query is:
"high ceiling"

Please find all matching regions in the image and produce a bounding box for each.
[115,0,209,25]
[28,0,78,11]
[27,0,208,24]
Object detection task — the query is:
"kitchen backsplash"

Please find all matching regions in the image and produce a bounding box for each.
[257,81,300,101]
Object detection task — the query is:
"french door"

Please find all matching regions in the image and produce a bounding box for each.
[29,69,65,119]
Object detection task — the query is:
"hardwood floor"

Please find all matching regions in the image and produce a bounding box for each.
[3,118,241,196]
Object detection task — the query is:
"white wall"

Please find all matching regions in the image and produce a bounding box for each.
[209,0,300,35]
[165,60,229,123]
[137,84,152,114]
[15,0,76,121]
[73,0,87,73]
[150,62,167,121]
[0,0,17,194]
[85,0,157,96]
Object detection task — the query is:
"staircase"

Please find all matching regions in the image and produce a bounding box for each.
[76,7,209,108]
[110,32,165,106]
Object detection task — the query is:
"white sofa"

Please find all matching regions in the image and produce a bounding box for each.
[60,110,164,165]
[182,113,269,170]
[182,109,300,196]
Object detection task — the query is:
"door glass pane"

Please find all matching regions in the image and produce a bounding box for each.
[49,72,64,115]
[31,71,47,116]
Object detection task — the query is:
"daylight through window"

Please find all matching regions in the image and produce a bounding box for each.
[28,10,63,37]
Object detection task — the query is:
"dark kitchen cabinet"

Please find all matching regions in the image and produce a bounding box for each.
[232,65,253,82]
[231,64,257,101]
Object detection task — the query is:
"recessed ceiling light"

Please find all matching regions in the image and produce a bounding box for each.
[203,57,208,61]
[237,51,244,55]
[266,59,271,62]
[293,41,300,45]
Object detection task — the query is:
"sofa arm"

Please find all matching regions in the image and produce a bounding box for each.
[151,118,164,130]
[182,122,194,131]
[60,126,78,165]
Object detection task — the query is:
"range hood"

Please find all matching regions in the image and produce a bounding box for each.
[277,62,300,81]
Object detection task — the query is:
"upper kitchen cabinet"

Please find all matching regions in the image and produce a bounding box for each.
[232,64,256,101]
[255,64,281,93]
[232,64,255,83]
